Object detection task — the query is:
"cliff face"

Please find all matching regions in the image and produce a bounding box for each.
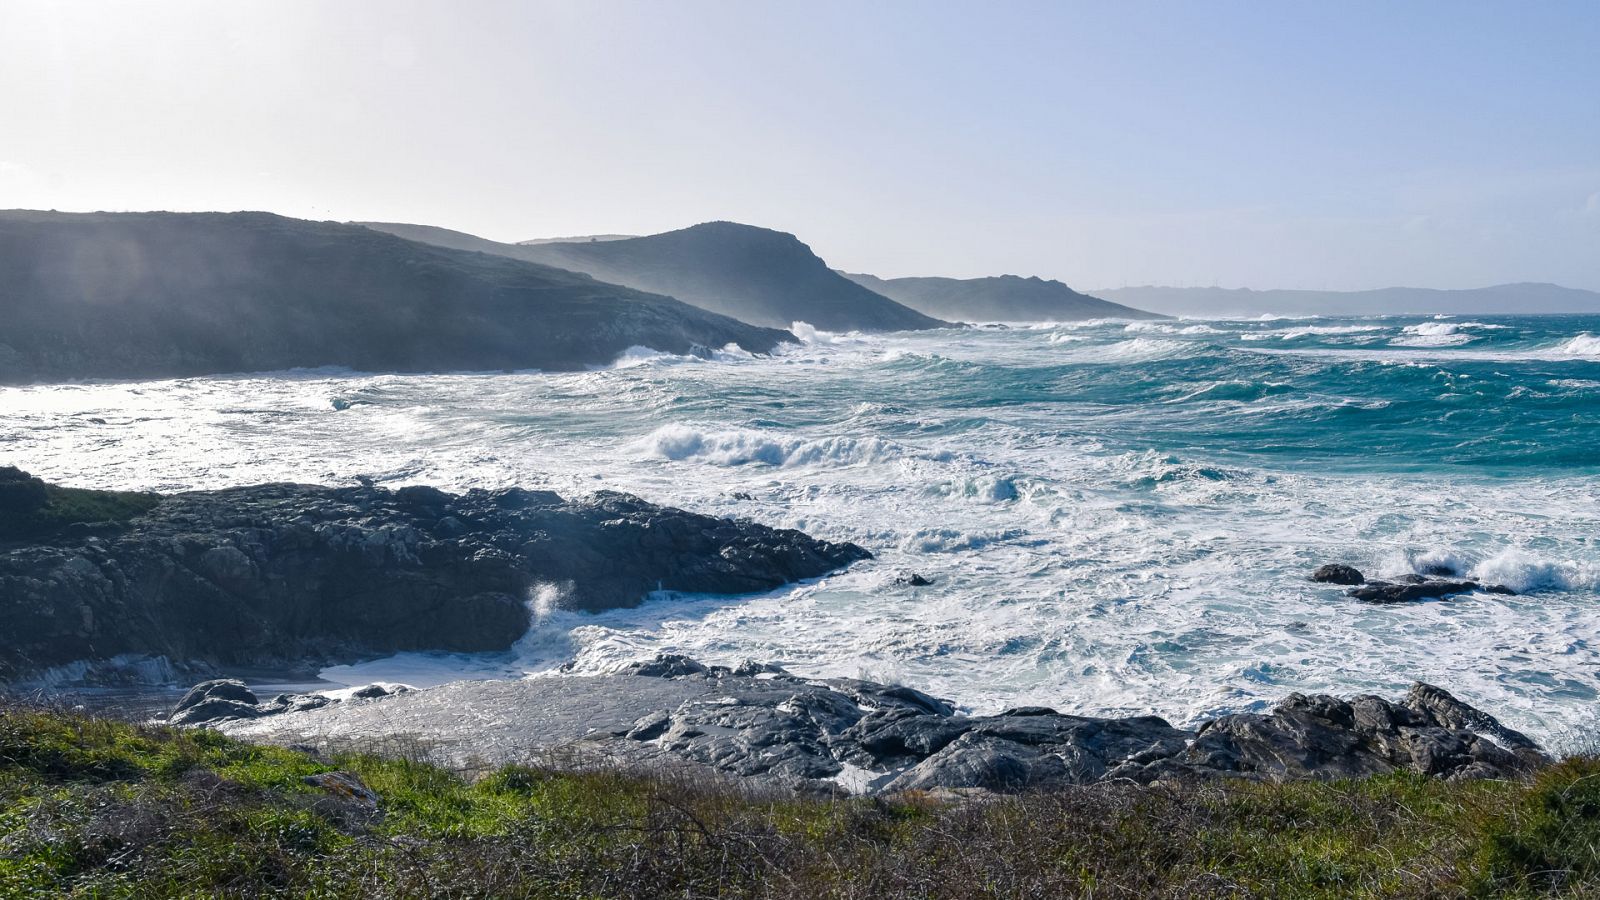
[0,472,870,680]
[0,210,792,384]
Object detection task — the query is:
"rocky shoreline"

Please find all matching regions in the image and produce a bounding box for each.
[0,470,870,682]
[191,653,1548,797]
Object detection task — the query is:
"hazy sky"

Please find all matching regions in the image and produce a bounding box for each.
[3,1,1598,290]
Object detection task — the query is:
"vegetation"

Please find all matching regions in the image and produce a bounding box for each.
[1,704,1598,897]
[0,468,161,541]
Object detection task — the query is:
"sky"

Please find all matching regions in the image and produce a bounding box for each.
[2,0,1598,291]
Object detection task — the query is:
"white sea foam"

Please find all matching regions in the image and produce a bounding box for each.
[1239,324,1384,341]
[6,317,1598,745]
[1471,549,1599,594]
[1123,321,1222,335]
[1055,337,1197,362]
[638,424,929,468]
[1554,333,1600,358]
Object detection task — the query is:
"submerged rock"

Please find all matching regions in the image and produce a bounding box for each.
[0,477,870,680]
[211,653,1548,796]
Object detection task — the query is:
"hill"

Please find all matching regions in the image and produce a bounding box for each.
[0,210,790,383]
[518,233,636,245]
[1095,283,1600,317]
[843,272,1163,322]
[362,220,948,332]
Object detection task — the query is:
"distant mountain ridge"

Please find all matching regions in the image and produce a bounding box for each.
[1096,283,1600,317]
[362,220,947,332]
[517,234,636,245]
[0,210,790,384]
[842,272,1163,322]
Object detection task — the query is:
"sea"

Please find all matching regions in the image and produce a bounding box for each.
[4,314,1598,747]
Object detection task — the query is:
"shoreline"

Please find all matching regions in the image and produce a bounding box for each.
[165,653,1551,797]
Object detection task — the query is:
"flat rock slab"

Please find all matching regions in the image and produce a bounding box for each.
[222,675,720,768]
[212,655,1549,796]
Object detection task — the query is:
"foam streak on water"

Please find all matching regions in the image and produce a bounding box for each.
[4,314,1599,746]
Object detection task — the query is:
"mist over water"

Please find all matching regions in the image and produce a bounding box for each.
[4,314,1599,746]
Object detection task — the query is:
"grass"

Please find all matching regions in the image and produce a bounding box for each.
[1,704,1598,898]
[0,467,161,540]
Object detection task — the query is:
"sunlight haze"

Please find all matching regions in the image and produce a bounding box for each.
[2,0,1597,290]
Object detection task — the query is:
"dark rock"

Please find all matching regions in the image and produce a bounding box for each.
[219,658,1548,796]
[625,654,712,679]
[895,572,935,587]
[350,684,392,700]
[1,479,870,681]
[731,659,787,677]
[1139,684,1548,783]
[170,698,267,726]
[886,733,1034,791]
[1347,579,1505,603]
[173,678,258,714]
[1310,564,1365,585]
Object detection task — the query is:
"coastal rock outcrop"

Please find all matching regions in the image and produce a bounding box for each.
[0,476,871,681]
[210,655,1547,796]
[1348,577,1516,603]
[1310,564,1516,602]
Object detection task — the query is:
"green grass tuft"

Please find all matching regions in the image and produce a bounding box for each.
[0,468,161,540]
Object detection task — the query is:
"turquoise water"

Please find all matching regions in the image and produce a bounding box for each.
[3,314,1598,744]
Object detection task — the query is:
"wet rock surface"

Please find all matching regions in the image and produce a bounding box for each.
[1310,564,1365,585]
[1310,564,1515,602]
[211,655,1548,796]
[1348,578,1515,603]
[0,478,870,680]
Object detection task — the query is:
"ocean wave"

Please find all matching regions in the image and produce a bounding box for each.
[1123,321,1222,335]
[1239,324,1384,341]
[1553,333,1600,359]
[927,473,1022,503]
[1398,547,1599,593]
[1056,337,1202,363]
[1471,549,1599,594]
[1165,380,1294,403]
[599,343,756,369]
[639,424,939,468]
[1390,322,1476,347]
[900,527,1030,553]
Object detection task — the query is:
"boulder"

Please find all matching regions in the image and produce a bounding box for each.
[172,679,258,714]
[1310,564,1365,585]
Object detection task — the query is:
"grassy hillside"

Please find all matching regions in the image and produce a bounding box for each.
[364,220,948,333]
[0,210,790,384]
[2,704,1597,898]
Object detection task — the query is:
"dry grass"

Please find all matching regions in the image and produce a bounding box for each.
[2,701,1598,898]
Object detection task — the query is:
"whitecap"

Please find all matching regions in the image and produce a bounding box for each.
[1553,333,1600,359]
[637,423,922,468]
